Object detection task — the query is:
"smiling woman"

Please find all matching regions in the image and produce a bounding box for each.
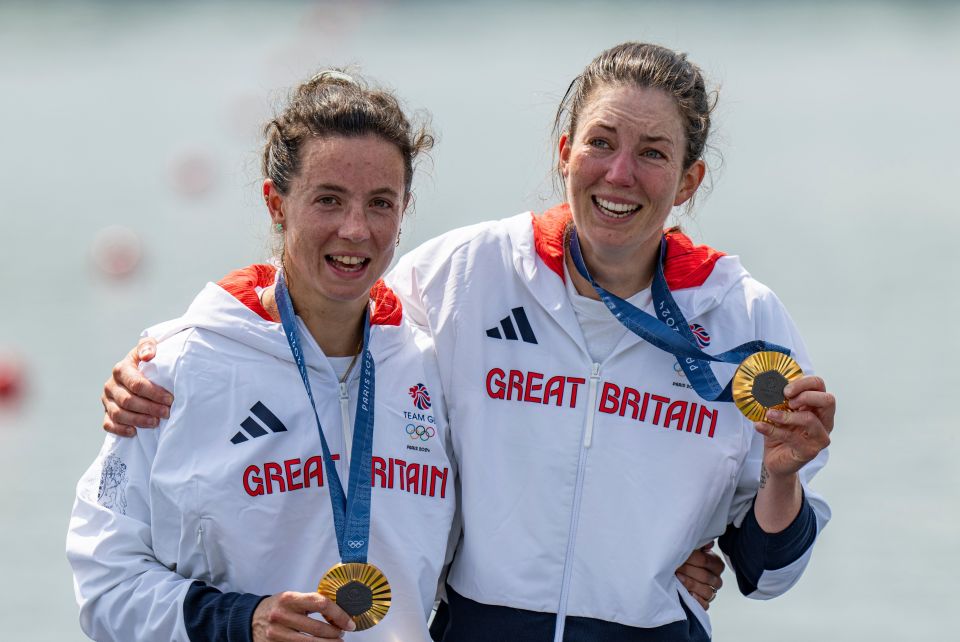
[262,135,407,356]
[258,72,432,357]
[558,84,705,298]
[389,42,834,641]
[67,70,457,642]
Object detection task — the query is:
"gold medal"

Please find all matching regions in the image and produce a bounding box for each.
[732,351,803,422]
[317,562,391,631]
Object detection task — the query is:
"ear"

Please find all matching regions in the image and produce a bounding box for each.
[558,132,572,179]
[263,179,285,224]
[674,159,706,207]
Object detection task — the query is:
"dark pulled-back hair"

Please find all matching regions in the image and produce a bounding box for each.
[554,42,717,175]
[262,69,434,198]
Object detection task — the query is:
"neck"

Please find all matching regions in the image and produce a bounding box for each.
[261,280,367,358]
[566,231,660,300]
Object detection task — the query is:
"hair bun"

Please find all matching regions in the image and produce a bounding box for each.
[310,70,357,85]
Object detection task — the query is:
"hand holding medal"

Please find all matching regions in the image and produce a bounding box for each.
[733,352,834,479]
[252,590,357,640]
[752,374,835,479]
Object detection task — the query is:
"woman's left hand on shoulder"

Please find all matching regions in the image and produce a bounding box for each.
[754,375,835,477]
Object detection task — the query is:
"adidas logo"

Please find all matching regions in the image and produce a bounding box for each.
[485,306,538,344]
[230,401,288,444]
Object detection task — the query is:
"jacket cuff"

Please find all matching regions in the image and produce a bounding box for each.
[744,490,818,570]
[184,580,266,642]
[719,490,818,595]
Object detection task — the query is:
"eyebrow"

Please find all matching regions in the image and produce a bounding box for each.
[593,123,674,144]
[313,183,401,198]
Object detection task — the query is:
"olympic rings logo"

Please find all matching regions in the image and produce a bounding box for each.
[347,540,365,549]
[406,423,436,442]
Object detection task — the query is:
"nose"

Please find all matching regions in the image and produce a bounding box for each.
[605,150,637,187]
[338,205,371,243]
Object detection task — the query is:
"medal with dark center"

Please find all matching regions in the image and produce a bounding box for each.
[276,270,391,630]
[317,562,391,630]
[732,351,804,422]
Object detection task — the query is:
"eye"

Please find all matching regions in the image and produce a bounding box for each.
[642,149,666,160]
[370,197,394,210]
[588,138,611,150]
[315,195,339,206]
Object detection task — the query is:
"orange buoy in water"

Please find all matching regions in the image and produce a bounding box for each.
[91,225,143,279]
[0,357,25,407]
[171,151,216,198]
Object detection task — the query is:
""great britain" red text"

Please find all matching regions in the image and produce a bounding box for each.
[243,455,449,497]
[485,368,719,438]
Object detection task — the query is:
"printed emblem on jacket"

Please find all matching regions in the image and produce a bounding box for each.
[404,382,436,453]
[485,306,538,344]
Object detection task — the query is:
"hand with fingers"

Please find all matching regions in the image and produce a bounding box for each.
[101,337,171,437]
[675,541,725,610]
[252,591,356,641]
[755,375,835,478]
[751,374,835,532]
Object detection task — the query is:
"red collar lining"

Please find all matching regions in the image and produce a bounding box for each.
[216,265,402,326]
[531,203,725,290]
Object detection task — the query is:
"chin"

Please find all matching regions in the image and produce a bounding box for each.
[325,284,376,304]
[307,272,375,306]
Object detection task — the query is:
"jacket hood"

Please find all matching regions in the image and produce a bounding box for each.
[144,265,403,364]
[517,203,749,319]
[216,264,403,326]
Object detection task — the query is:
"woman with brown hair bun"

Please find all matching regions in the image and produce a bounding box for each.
[68,71,457,641]
[99,42,833,641]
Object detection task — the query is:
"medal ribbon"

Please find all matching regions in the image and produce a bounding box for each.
[568,229,791,402]
[275,270,376,563]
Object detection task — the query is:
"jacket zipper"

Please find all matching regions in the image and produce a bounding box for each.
[339,382,353,473]
[582,364,601,449]
[554,362,601,642]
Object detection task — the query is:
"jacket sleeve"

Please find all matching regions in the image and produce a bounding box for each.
[66,332,264,641]
[718,287,832,600]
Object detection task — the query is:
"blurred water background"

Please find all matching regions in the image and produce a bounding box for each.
[1,1,958,639]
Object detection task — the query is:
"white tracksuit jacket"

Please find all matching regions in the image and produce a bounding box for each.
[67,266,457,642]
[386,205,831,638]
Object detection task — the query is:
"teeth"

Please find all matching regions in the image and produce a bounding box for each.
[329,255,366,265]
[594,197,640,217]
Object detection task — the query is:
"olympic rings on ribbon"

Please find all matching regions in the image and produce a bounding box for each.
[405,423,436,441]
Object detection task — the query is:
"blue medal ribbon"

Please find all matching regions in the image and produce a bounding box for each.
[275,270,376,563]
[568,229,791,403]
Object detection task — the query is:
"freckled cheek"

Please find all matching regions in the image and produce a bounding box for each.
[632,168,671,197]
[570,153,606,178]
[568,161,604,202]
[289,228,333,258]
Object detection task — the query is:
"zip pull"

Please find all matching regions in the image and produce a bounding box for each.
[338,381,352,465]
[583,363,601,448]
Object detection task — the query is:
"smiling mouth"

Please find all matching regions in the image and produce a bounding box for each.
[593,196,641,218]
[326,255,369,273]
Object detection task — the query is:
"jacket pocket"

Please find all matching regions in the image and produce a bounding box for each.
[196,517,229,588]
